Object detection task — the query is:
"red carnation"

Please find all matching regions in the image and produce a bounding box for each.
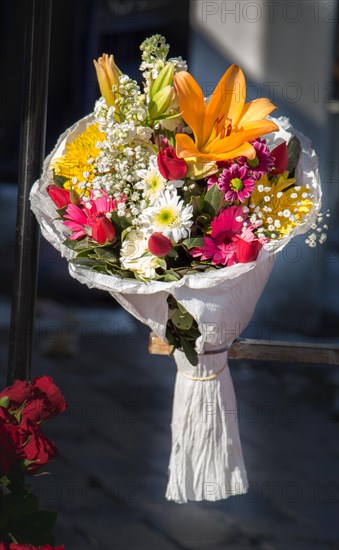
[47,185,71,208]
[157,146,187,180]
[148,233,172,257]
[271,142,289,175]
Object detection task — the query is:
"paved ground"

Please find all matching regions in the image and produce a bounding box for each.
[1,299,338,550]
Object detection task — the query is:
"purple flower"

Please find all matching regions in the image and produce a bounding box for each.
[238,138,274,179]
[218,164,256,203]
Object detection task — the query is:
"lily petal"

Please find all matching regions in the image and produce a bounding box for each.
[237,98,277,127]
[205,64,246,142]
[173,72,206,148]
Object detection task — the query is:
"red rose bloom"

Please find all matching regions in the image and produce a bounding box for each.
[157,146,187,180]
[0,379,32,406]
[18,418,58,473]
[20,376,67,423]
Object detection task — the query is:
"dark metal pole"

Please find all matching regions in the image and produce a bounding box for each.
[7,0,52,384]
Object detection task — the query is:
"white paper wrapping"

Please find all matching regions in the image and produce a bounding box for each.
[30,115,322,503]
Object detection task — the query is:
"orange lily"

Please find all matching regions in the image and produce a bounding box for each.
[174,65,279,177]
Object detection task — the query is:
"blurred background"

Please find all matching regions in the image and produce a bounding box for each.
[0,1,339,549]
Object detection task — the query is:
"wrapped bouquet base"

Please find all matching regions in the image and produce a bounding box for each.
[166,349,248,503]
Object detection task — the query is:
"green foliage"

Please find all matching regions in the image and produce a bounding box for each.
[0,483,56,545]
[287,136,302,177]
[53,174,69,188]
[204,184,224,218]
[182,237,205,250]
[166,296,201,366]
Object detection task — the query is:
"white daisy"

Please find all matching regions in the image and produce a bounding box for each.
[135,156,166,198]
[120,229,162,280]
[138,189,193,243]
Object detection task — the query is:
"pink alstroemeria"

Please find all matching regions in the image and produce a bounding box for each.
[191,206,262,266]
[63,191,116,243]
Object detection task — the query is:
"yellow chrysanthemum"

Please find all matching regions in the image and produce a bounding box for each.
[250,172,314,238]
[51,123,105,196]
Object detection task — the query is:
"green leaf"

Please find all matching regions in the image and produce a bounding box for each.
[163,272,179,282]
[63,237,94,252]
[196,214,211,228]
[204,184,223,217]
[167,248,179,259]
[110,212,131,236]
[287,136,302,177]
[10,510,57,545]
[94,248,119,264]
[182,237,205,250]
[171,310,194,331]
[53,174,69,188]
[56,205,68,218]
[70,257,99,268]
[191,195,204,215]
[4,491,39,521]
[0,396,10,408]
[180,337,198,366]
[91,265,108,273]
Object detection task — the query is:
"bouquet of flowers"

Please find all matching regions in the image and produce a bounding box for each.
[0,377,66,547]
[30,35,323,503]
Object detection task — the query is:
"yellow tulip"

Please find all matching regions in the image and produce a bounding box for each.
[174,65,279,177]
[93,53,122,107]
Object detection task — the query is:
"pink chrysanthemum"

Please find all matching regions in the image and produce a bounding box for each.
[63,190,117,243]
[238,138,274,179]
[191,206,262,267]
[218,164,256,203]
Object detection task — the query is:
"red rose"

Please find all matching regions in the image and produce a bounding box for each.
[157,146,187,180]
[0,544,7,550]
[9,545,64,550]
[0,408,22,474]
[19,418,58,473]
[47,185,71,208]
[0,379,32,406]
[91,214,116,244]
[21,376,67,423]
[271,142,289,175]
[235,238,262,264]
